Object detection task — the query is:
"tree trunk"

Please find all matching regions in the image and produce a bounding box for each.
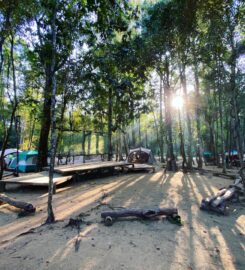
[37,72,52,170]
[227,5,244,173]
[87,132,91,156]
[46,3,57,224]
[82,130,86,163]
[179,62,193,169]
[0,105,17,180]
[123,132,129,158]
[193,58,203,169]
[206,88,217,165]
[56,92,68,152]
[107,88,113,161]
[0,35,18,180]
[131,120,136,147]
[164,59,177,171]
[214,91,220,167]
[159,75,164,162]
[217,65,226,173]
[96,133,99,155]
[138,116,141,146]
[152,110,163,162]
[28,114,36,150]
[178,110,187,170]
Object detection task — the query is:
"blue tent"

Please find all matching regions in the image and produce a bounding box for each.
[9,150,38,173]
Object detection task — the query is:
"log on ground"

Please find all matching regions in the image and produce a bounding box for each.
[0,194,36,213]
[101,207,178,219]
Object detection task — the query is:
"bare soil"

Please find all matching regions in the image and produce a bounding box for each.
[0,168,244,270]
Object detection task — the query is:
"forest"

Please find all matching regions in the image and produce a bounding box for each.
[0,1,245,269]
[0,0,244,174]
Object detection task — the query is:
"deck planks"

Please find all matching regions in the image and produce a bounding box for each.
[0,161,134,193]
[53,161,134,175]
[1,171,73,186]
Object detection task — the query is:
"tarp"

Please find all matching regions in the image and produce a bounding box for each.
[127,147,156,164]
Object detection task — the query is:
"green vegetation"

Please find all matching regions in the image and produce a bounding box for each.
[0,0,244,221]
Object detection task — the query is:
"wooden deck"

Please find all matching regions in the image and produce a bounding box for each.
[0,161,134,193]
[53,161,134,176]
[0,171,73,193]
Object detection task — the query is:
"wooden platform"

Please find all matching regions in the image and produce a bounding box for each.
[53,161,134,176]
[127,163,155,173]
[0,162,134,193]
[0,172,73,194]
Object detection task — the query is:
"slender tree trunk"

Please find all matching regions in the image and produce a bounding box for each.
[131,120,136,147]
[28,115,36,150]
[216,59,226,173]
[37,71,52,170]
[123,130,129,158]
[145,129,148,148]
[213,91,220,167]
[87,132,91,156]
[107,88,113,161]
[138,116,141,146]
[96,133,99,155]
[193,59,203,169]
[0,105,17,180]
[56,93,68,152]
[46,3,57,224]
[178,110,187,169]
[118,130,123,161]
[152,110,163,162]
[179,62,193,169]
[82,130,86,163]
[206,88,217,165]
[0,39,5,76]
[159,75,164,162]
[164,60,177,171]
[0,35,18,180]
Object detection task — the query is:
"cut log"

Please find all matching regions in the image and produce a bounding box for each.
[200,177,243,214]
[0,194,36,213]
[211,187,237,207]
[101,208,177,219]
[101,207,178,226]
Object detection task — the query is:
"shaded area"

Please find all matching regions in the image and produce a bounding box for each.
[0,170,244,270]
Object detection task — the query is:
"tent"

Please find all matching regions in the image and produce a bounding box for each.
[0,149,22,169]
[203,151,215,162]
[9,150,38,173]
[127,147,156,164]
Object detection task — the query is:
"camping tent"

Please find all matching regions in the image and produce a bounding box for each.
[9,150,38,173]
[0,148,22,169]
[127,147,156,164]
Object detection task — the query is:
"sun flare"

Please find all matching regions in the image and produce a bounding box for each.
[171,95,184,109]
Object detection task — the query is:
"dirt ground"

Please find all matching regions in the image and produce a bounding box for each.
[0,168,244,270]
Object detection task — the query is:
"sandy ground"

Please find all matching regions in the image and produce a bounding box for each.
[0,168,244,270]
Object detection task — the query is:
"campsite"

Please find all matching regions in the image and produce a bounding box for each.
[0,1,245,270]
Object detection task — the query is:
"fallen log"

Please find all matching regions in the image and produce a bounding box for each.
[211,187,237,207]
[101,207,178,226]
[200,177,243,214]
[0,194,36,213]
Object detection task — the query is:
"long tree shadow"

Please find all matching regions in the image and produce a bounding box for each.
[176,172,245,270]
